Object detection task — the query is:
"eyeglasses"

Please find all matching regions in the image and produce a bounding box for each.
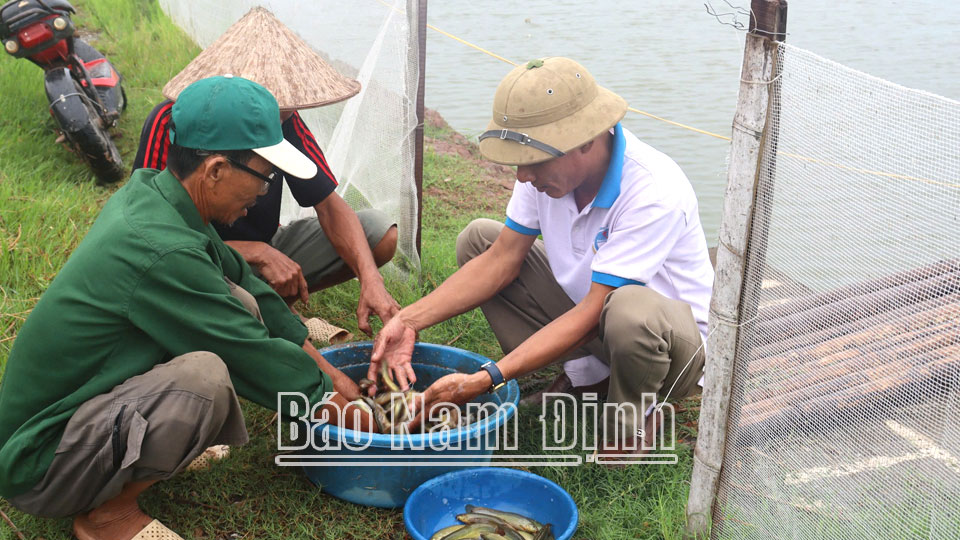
[224,157,277,194]
[196,151,277,194]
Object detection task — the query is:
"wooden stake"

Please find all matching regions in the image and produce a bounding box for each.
[413,0,427,259]
[685,2,788,537]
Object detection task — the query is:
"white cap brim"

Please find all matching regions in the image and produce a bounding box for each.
[252,138,317,179]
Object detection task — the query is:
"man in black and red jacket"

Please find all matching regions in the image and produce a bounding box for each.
[133,101,399,337]
[132,8,402,340]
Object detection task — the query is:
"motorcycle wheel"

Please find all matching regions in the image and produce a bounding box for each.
[66,81,126,184]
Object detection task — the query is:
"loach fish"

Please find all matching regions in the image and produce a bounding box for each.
[391,394,407,419]
[533,523,553,540]
[374,392,395,406]
[358,378,375,393]
[464,505,543,534]
[480,534,511,540]
[439,523,498,540]
[361,396,390,433]
[429,524,465,540]
[380,361,401,392]
[359,361,469,433]
[456,514,522,540]
[350,398,372,413]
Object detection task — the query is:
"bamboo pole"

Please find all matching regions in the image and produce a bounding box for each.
[735,344,960,441]
[749,292,960,373]
[751,290,960,360]
[743,319,959,408]
[753,269,960,341]
[761,258,960,321]
[685,1,787,537]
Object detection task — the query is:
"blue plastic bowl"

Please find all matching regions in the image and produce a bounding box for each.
[302,342,520,508]
[404,467,579,540]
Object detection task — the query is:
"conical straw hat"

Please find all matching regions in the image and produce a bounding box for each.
[162,7,360,110]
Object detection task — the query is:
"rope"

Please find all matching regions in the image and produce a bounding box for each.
[374,0,721,139]
[780,152,960,190]
[425,23,517,67]
[373,0,960,191]
[655,310,764,411]
[628,107,730,141]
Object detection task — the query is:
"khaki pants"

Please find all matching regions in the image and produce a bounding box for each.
[8,281,263,517]
[456,219,705,439]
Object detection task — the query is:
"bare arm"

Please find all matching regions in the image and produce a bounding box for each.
[302,339,361,401]
[399,227,536,330]
[369,227,537,390]
[303,339,376,432]
[314,194,399,333]
[409,281,615,426]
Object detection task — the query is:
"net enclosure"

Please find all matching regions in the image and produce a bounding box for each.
[710,42,960,539]
[159,0,422,273]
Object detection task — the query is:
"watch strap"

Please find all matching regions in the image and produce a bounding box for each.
[479,361,506,393]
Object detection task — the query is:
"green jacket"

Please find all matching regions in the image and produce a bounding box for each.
[0,169,331,497]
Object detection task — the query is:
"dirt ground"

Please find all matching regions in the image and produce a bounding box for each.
[423,108,516,208]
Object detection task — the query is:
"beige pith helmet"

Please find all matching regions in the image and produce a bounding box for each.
[478,57,627,166]
[162,7,360,110]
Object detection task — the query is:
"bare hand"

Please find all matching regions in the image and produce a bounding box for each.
[316,392,375,432]
[406,372,487,431]
[356,280,400,336]
[368,315,417,393]
[256,244,309,304]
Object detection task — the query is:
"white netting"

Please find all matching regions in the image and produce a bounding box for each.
[159,0,421,273]
[712,43,960,539]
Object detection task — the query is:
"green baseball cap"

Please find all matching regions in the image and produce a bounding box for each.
[170,75,317,179]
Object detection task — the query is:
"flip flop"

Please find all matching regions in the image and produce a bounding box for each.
[130,519,184,540]
[186,444,230,472]
[305,317,353,344]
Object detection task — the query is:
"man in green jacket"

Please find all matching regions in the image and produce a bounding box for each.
[0,76,369,540]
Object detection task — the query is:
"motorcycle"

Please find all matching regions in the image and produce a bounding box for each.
[1,0,126,183]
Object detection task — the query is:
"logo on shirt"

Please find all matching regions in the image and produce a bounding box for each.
[592,226,610,253]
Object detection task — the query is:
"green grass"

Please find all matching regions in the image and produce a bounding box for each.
[0,2,700,538]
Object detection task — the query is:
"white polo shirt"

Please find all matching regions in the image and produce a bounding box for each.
[504,123,713,383]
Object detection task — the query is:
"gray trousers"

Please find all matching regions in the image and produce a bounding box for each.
[456,219,705,439]
[8,281,261,517]
[270,209,395,289]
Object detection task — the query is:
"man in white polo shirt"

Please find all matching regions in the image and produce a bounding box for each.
[371,57,713,450]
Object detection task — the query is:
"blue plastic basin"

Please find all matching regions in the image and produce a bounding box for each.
[302,342,519,508]
[403,467,579,540]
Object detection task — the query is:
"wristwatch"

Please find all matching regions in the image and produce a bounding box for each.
[479,361,506,393]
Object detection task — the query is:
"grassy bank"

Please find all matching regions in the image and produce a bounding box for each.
[0,1,698,538]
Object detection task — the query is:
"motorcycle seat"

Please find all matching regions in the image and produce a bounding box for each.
[41,0,76,13]
[1,0,74,34]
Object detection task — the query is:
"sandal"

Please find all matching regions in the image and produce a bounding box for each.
[131,519,184,540]
[305,317,353,344]
[186,444,230,472]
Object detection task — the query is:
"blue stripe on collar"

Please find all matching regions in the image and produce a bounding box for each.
[593,122,625,209]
